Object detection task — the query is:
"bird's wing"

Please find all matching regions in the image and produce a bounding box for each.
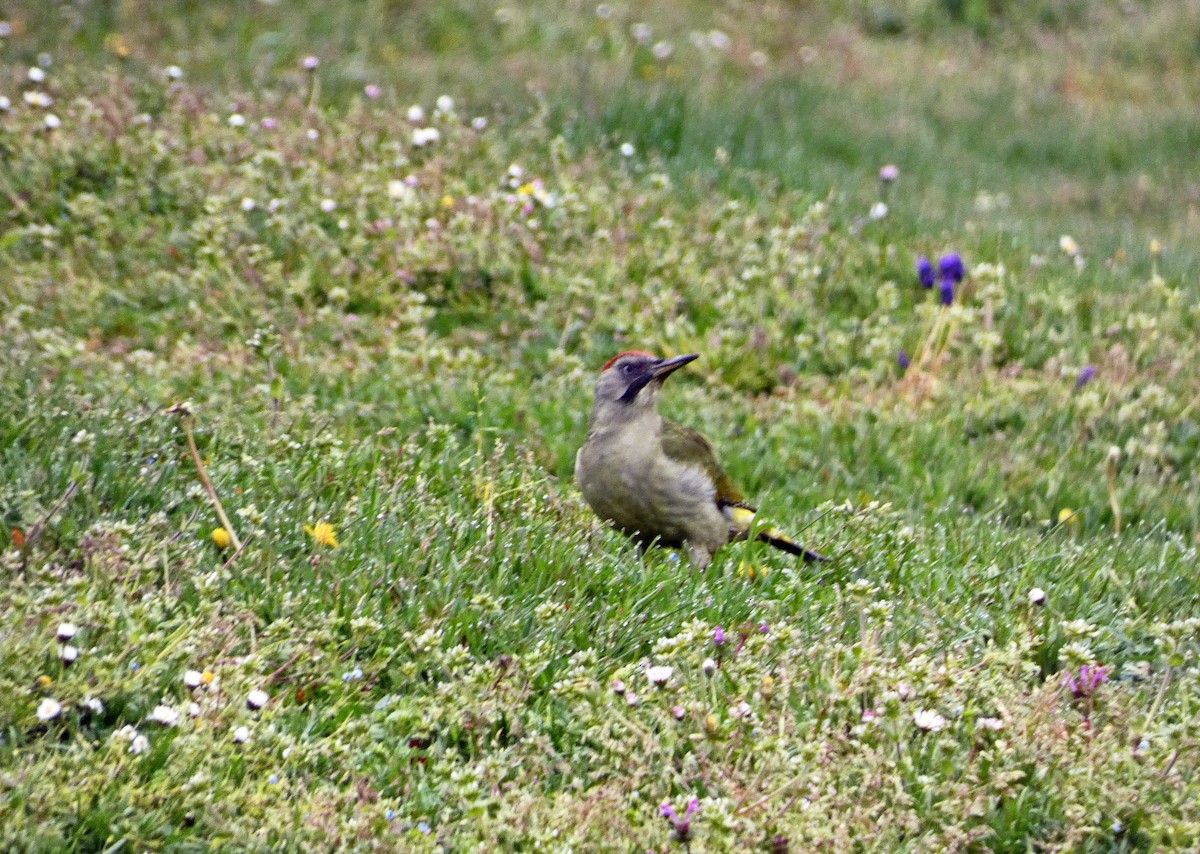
[660,419,745,505]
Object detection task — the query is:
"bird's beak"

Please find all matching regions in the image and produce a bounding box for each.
[651,353,699,380]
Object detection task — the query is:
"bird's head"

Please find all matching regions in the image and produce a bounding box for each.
[592,351,699,411]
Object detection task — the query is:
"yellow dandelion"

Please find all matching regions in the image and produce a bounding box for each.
[211,527,231,549]
[305,521,340,548]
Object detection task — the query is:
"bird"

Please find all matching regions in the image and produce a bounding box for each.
[575,350,829,569]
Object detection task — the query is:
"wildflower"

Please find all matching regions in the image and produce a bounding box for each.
[1063,663,1109,699]
[28,67,46,83]
[148,705,180,726]
[412,127,440,146]
[939,253,966,284]
[364,84,381,99]
[1076,365,1095,387]
[302,55,319,71]
[713,625,726,646]
[913,709,947,732]
[319,198,336,213]
[406,104,426,123]
[645,665,674,687]
[60,644,79,664]
[1059,235,1079,256]
[879,164,899,183]
[232,725,251,743]
[868,202,888,220]
[619,142,635,157]
[916,256,935,288]
[661,797,700,843]
[36,698,62,721]
[228,113,245,127]
[702,657,717,676]
[435,95,454,113]
[211,527,231,549]
[247,689,270,710]
[56,622,78,642]
[305,521,339,548]
[1028,587,1047,606]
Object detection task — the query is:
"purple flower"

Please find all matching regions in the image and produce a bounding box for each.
[713,626,726,646]
[898,350,911,369]
[939,276,955,306]
[917,256,935,289]
[1063,663,1109,699]
[661,797,700,842]
[939,253,966,284]
[1076,365,1096,388]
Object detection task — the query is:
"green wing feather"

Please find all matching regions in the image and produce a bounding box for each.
[660,419,744,504]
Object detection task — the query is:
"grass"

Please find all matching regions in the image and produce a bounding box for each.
[2,0,1200,850]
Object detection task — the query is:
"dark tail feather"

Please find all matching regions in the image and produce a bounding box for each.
[756,529,830,563]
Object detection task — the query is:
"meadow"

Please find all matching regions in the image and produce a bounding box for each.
[2,0,1199,850]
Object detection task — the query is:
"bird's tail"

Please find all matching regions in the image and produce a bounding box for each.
[723,503,830,563]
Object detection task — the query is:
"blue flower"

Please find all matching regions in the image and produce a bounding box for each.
[917,256,935,288]
[939,253,966,284]
[1076,366,1096,388]
[939,277,955,306]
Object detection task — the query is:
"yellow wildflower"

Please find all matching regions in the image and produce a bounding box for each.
[211,527,231,549]
[305,521,340,548]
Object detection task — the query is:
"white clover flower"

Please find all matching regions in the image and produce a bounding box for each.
[36,697,62,721]
[645,664,673,686]
[869,202,888,220]
[233,725,251,743]
[183,669,203,688]
[28,67,47,83]
[1028,587,1047,606]
[247,688,269,710]
[165,65,183,80]
[412,127,440,147]
[319,198,336,213]
[56,622,78,641]
[60,644,79,663]
[228,113,246,127]
[619,142,635,157]
[406,104,426,123]
[435,95,454,114]
[708,30,731,50]
[148,705,180,726]
[23,90,52,108]
[913,709,947,732]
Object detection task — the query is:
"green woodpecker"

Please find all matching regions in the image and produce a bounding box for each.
[576,351,829,569]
